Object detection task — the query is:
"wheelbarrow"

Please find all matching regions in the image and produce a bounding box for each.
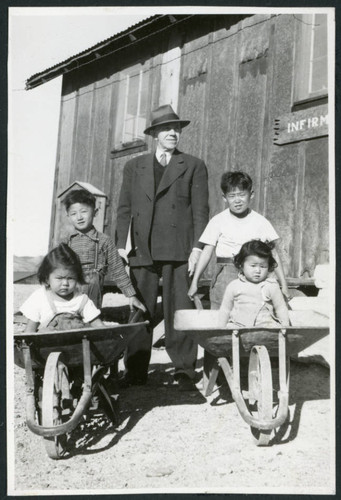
[174,301,329,446]
[14,310,149,459]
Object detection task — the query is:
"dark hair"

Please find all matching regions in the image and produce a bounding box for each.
[63,189,96,211]
[37,243,85,285]
[234,240,278,272]
[220,171,253,195]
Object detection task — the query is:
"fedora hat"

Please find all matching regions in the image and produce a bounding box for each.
[144,104,190,135]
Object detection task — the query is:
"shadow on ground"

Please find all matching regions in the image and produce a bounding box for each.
[65,359,206,458]
[206,357,330,446]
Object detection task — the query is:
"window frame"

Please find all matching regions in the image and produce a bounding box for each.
[113,61,151,152]
[292,13,328,106]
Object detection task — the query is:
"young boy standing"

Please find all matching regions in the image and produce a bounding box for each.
[188,171,290,309]
[62,189,145,311]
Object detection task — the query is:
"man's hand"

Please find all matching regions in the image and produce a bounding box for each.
[188,248,202,277]
[118,248,129,264]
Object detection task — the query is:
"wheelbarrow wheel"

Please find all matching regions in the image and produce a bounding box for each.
[248,345,273,446]
[42,352,71,459]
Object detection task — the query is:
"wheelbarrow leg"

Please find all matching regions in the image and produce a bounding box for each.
[278,329,290,395]
[82,337,92,393]
[232,330,241,390]
[203,351,219,397]
[22,342,42,424]
[96,381,120,425]
[276,329,290,429]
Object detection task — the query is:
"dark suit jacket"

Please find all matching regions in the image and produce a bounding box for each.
[116,149,209,267]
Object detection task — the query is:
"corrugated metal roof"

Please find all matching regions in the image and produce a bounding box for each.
[26,14,192,90]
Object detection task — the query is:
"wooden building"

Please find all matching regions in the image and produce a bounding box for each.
[26,13,330,287]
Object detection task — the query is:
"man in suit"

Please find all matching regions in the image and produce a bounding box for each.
[116,104,209,390]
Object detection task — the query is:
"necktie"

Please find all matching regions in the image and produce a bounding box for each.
[159,153,167,166]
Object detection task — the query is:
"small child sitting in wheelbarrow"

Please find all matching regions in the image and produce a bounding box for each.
[15,245,149,453]
[20,244,107,409]
[20,243,105,332]
[218,240,289,328]
[20,243,133,410]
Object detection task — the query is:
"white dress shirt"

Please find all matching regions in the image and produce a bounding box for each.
[155,148,174,166]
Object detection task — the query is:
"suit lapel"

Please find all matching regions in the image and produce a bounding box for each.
[156,150,187,196]
[138,154,154,201]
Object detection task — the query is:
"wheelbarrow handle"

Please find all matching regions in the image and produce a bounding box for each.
[193,295,204,310]
[128,307,145,323]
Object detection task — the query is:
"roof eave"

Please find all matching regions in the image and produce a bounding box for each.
[26,14,190,90]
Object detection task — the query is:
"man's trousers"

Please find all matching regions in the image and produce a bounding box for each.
[125,261,197,381]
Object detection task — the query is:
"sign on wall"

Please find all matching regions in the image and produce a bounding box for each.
[273,104,328,145]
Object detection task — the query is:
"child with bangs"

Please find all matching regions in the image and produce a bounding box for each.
[20,243,104,332]
[218,240,289,328]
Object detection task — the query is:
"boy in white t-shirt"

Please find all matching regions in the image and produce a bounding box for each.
[188,171,290,309]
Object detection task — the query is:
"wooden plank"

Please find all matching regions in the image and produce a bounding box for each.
[263,15,298,277]
[52,80,78,246]
[266,144,300,277]
[292,142,306,277]
[273,104,328,145]
[300,137,329,277]
[179,23,210,158]
[105,74,122,238]
[159,32,181,110]
[205,19,238,214]
[266,21,310,271]
[270,14,296,115]
[71,81,95,182]
[89,83,113,191]
[233,18,271,212]
[49,87,65,249]
[258,20,276,214]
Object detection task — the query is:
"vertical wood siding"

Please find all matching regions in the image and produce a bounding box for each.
[51,14,329,281]
[51,78,78,244]
[301,138,329,276]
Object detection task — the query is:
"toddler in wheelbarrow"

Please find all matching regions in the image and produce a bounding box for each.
[175,240,328,446]
[17,243,146,458]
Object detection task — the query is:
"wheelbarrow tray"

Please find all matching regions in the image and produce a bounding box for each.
[174,309,329,446]
[14,321,149,370]
[174,309,329,357]
[14,321,149,457]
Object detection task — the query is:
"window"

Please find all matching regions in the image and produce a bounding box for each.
[114,63,150,148]
[293,14,328,104]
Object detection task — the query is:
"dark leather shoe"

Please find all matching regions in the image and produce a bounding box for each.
[118,374,147,388]
[174,373,196,391]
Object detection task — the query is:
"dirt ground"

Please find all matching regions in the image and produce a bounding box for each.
[9,285,334,495]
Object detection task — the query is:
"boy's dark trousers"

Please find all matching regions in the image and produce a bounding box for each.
[80,271,103,308]
[124,261,197,383]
